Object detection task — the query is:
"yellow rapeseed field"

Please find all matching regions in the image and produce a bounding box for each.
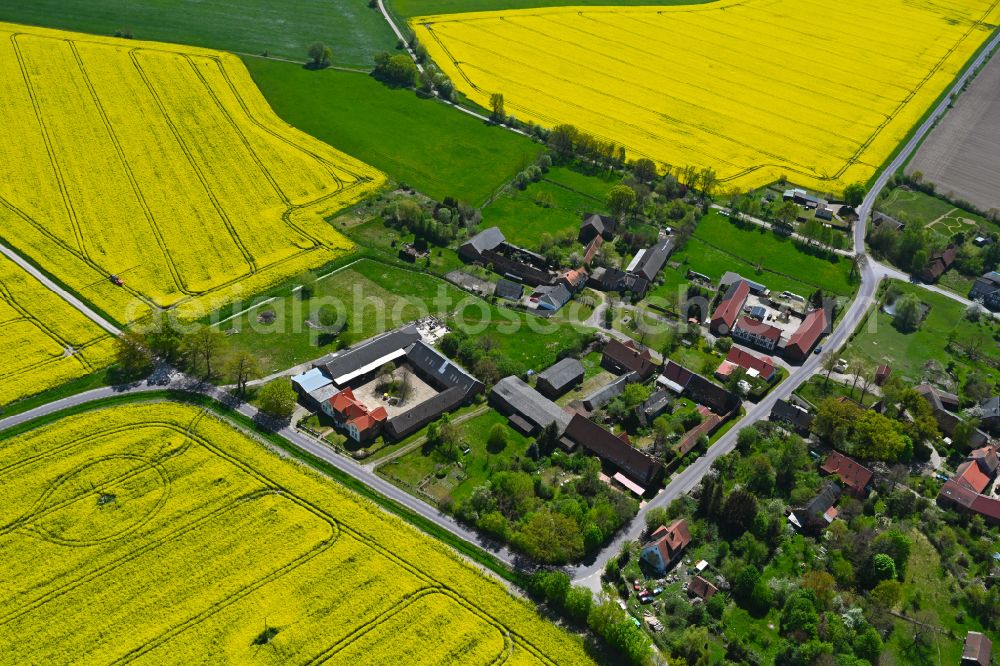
[413,0,1000,192]
[0,23,385,324]
[0,402,593,664]
[0,254,115,407]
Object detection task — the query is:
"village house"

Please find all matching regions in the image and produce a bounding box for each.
[563,413,663,488]
[458,227,553,286]
[770,399,814,435]
[601,339,657,379]
[640,520,691,573]
[820,451,873,498]
[710,279,750,335]
[918,245,956,283]
[578,212,616,244]
[490,375,572,436]
[688,575,718,600]
[323,387,388,443]
[732,315,782,352]
[658,360,741,415]
[916,383,989,447]
[871,211,905,233]
[784,308,827,362]
[962,631,993,666]
[715,346,776,382]
[535,357,585,399]
[583,373,637,412]
[789,482,841,533]
[968,270,1000,311]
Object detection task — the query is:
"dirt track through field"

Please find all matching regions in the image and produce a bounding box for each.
[909,48,1000,213]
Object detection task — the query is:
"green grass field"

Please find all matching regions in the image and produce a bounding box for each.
[685,212,856,296]
[392,0,712,18]
[480,167,615,248]
[245,59,541,204]
[879,188,993,236]
[0,0,395,67]
[849,280,1000,385]
[218,258,470,375]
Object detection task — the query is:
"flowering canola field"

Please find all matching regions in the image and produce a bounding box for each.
[413,0,1000,192]
[0,23,384,324]
[0,402,592,665]
[0,254,115,407]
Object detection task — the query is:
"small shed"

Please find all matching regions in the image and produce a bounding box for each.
[535,357,585,399]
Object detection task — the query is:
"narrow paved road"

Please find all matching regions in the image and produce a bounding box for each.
[0,241,121,336]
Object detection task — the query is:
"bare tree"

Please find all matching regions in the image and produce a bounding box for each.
[821,352,838,388]
[848,357,866,398]
[398,368,413,403]
[225,352,260,397]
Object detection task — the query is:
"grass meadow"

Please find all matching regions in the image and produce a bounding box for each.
[245,59,541,205]
[0,0,395,66]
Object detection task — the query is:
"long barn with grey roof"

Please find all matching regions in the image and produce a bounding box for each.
[490,376,572,435]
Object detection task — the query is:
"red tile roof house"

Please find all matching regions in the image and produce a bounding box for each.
[716,345,776,382]
[322,388,387,443]
[784,308,828,363]
[820,451,874,498]
[601,339,657,380]
[688,575,718,600]
[937,479,1000,526]
[962,631,993,666]
[919,245,957,283]
[710,279,750,335]
[731,316,783,353]
[640,519,691,573]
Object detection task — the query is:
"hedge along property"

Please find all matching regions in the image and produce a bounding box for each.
[412,0,1000,193]
[0,23,384,325]
[0,401,594,664]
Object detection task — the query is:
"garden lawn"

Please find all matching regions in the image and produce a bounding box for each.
[689,212,856,296]
[480,167,615,249]
[218,258,469,375]
[0,0,395,67]
[879,188,993,235]
[244,59,541,205]
[794,375,878,409]
[449,410,533,502]
[848,280,1000,385]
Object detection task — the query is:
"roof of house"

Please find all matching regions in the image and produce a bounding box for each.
[538,283,573,309]
[939,478,980,509]
[631,238,674,283]
[970,493,1000,522]
[710,280,750,331]
[719,271,768,294]
[559,268,588,288]
[804,482,842,522]
[406,340,482,396]
[495,278,523,301]
[461,226,505,255]
[581,213,614,234]
[970,444,999,475]
[564,413,662,484]
[786,308,827,355]
[602,339,655,377]
[962,632,993,666]
[292,367,332,394]
[733,316,783,343]
[491,376,572,432]
[721,346,775,379]
[636,390,671,425]
[915,383,960,412]
[820,451,873,494]
[320,326,422,386]
[969,271,1000,299]
[872,211,904,231]
[980,396,1000,419]
[659,360,694,393]
[659,361,739,414]
[688,575,718,599]
[583,372,636,411]
[955,460,992,494]
[771,398,814,430]
[583,234,604,264]
[329,388,387,434]
[385,386,467,440]
[643,519,691,564]
[537,357,585,391]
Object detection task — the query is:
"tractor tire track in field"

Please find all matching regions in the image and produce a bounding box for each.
[8,34,89,261]
[127,48,258,276]
[67,42,192,297]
